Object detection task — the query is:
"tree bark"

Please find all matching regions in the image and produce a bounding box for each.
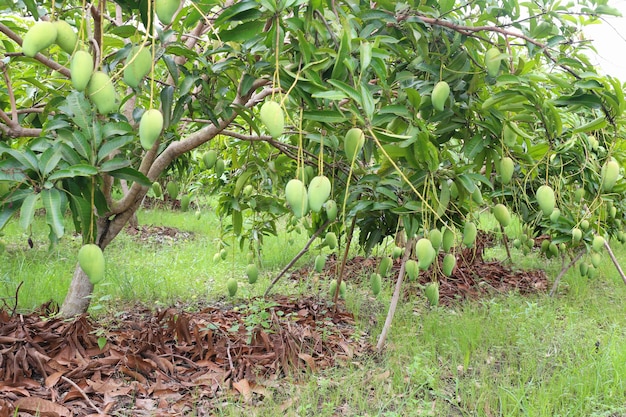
[59,264,94,317]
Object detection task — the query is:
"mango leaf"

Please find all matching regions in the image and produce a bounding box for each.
[61,91,93,131]
[67,192,96,243]
[99,158,131,172]
[0,203,18,231]
[41,188,65,239]
[48,164,99,181]
[97,135,135,163]
[107,167,151,186]
[40,147,63,178]
[160,85,174,129]
[6,149,38,172]
[19,192,39,231]
[71,131,93,162]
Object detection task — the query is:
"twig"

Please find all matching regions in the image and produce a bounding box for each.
[332,215,357,307]
[264,219,331,297]
[500,224,511,260]
[61,376,103,414]
[376,236,417,352]
[603,240,626,286]
[549,249,585,297]
[11,281,23,317]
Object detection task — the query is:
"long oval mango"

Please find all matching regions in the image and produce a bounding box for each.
[431,81,450,112]
[71,50,94,92]
[139,109,164,150]
[88,71,117,114]
[344,128,365,163]
[285,179,308,218]
[22,21,58,57]
[536,185,555,216]
[78,244,105,285]
[260,101,284,139]
[308,175,331,212]
[601,159,619,192]
[54,20,77,54]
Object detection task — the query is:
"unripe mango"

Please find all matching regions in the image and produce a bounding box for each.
[22,21,57,57]
[124,45,152,88]
[180,194,190,212]
[485,47,502,77]
[203,150,217,169]
[156,0,180,25]
[502,123,517,146]
[166,181,179,200]
[590,252,602,268]
[424,282,439,306]
[536,185,555,216]
[579,262,588,276]
[324,199,338,221]
[88,71,117,114]
[70,50,94,92]
[601,159,620,192]
[492,204,511,227]
[415,238,436,271]
[431,81,450,112]
[429,229,442,250]
[463,222,477,247]
[308,175,331,212]
[592,235,605,252]
[581,219,590,230]
[329,279,346,299]
[392,246,403,259]
[226,278,238,297]
[78,244,105,285]
[285,178,308,218]
[571,227,582,244]
[442,253,456,276]
[215,159,225,177]
[260,101,284,139]
[54,20,77,54]
[246,264,258,284]
[442,227,455,252]
[587,264,597,278]
[499,157,514,184]
[344,128,365,163]
[378,256,393,277]
[152,182,162,198]
[549,208,561,223]
[220,248,228,260]
[405,259,419,281]
[324,232,338,250]
[370,273,382,296]
[139,109,164,150]
[314,254,326,273]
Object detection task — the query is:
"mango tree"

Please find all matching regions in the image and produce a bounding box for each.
[0,0,624,319]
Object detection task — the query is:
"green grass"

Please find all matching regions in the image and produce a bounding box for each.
[2,208,626,416]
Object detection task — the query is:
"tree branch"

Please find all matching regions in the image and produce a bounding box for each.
[0,23,71,78]
[107,77,271,215]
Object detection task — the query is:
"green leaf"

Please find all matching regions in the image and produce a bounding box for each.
[41,188,65,239]
[6,149,38,172]
[62,92,93,131]
[331,27,351,80]
[160,85,174,129]
[40,147,63,177]
[19,192,39,231]
[360,83,375,121]
[220,21,265,42]
[572,116,607,133]
[328,79,361,103]
[48,164,99,181]
[99,158,131,172]
[71,131,93,162]
[302,110,348,123]
[107,167,152,186]
[312,90,348,100]
[97,135,135,163]
[0,202,18,231]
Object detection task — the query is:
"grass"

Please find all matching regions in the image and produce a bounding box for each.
[2,207,626,416]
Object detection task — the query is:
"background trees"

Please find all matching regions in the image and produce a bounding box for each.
[0,0,624,316]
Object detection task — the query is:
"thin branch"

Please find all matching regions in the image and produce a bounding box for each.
[603,240,626,286]
[0,61,17,123]
[548,249,585,297]
[61,376,103,414]
[376,236,417,352]
[264,219,332,297]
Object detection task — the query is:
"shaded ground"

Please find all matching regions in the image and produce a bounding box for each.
[0,232,550,416]
[0,297,366,416]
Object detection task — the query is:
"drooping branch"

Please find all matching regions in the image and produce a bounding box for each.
[108,77,272,215]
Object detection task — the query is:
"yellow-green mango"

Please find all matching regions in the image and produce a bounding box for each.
[88,71,117,114]
[392,246,403,259]
[429,229,442,250]
[462,222,477,247]
[78,244,105,284]
[314,254,326,273]
[70,50,94,92]
[246,264,258,284]
[203,150,217,169]
[139,109,164,150]
[324,199,338,221]
[54,20,77,54]
[485,47,502,77]
[442,227,455,252]
[214,159,225,177]
[259,101,284,139]
[22,21,57,57]
[124,45,152,88]
[370,273,382,296]
[344,127,365,163]
[536,185,555,216]
[180,194,190,212]
[324,232,338,250]
[166,180,179,200]
[424,282,439,306]
[378,256,393,277]
[431,81,450,112]
[308,175,331,212]
[156,0,180,25]
[405,259,419,281]
[226,278,238,297]
[285,178,308,218]
[492,204,511,227]
[152,182,162,197]
[415,238,436,271]
[601,159,619,192]
[592,235,605,252]
[571,227,582,244]
[442,253,456,276]
[499,157,514,185]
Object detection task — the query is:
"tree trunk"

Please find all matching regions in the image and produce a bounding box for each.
[59,264,94,317]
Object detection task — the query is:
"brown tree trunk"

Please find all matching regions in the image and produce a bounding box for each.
[59,264,94,317]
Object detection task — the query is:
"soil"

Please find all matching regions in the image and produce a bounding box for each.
[0,231,550,416]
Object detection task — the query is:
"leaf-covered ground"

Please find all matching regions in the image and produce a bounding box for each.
[0,231,550,416]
